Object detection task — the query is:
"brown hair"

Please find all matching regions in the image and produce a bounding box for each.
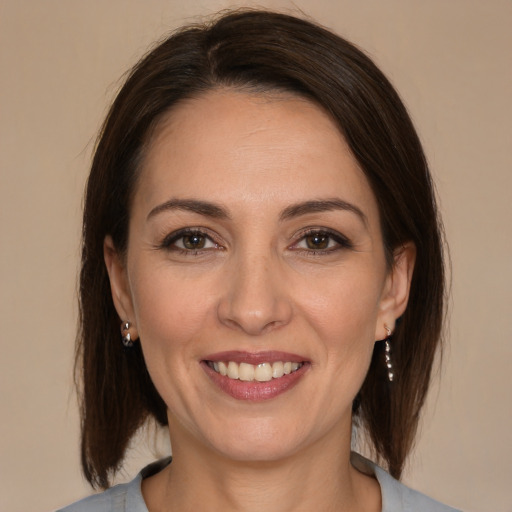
[77,9,445,488]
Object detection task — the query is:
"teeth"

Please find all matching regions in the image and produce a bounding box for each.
[227,361,239,379]
[272,361,284,378]
[239,362,255,381]
[254,362,273,382]
[218,361,228,376]
[209,360,304,382]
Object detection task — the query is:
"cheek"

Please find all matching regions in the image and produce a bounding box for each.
[298,268,382,377]
[301,268,383,335]
[129,265,217,356]
[129,269,218,415]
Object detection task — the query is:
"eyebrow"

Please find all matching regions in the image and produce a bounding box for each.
[147,197,367,226]
[147,198,231,221]
[279,198,368,226]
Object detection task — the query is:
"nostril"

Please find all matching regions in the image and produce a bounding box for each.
[217,303,292,336]
[216,258,293,334]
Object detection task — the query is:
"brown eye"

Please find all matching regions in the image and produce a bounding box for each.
[182,234,207,250]
[292,229,352,253]
[161,229,219,252]
[304,233,330,250]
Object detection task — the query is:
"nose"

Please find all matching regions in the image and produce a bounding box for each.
[217,250,293,336]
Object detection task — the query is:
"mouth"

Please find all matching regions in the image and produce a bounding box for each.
[206,360,304,382]
[201,351,310,401]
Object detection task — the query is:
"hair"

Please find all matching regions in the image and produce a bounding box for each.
[77,9,445,489]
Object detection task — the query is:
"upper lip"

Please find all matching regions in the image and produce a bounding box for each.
[203,351,308,365]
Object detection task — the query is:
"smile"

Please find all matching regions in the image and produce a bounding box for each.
[202,351,309,401]
[206,360,304,382]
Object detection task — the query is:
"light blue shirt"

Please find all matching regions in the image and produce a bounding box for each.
[57,454,461,511]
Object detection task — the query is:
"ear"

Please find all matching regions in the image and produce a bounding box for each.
[375,242,416,340]
[104,235,138,339]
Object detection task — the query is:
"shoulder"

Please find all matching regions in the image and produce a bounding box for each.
[375,466,461,512]
[56,459,170,512]
[351,453,462,512]
[56,476,146,512]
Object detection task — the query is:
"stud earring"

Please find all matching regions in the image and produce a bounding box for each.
[121,321,134,348]
[384,325,394,382]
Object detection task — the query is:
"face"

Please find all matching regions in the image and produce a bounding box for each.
[105,90,413,463]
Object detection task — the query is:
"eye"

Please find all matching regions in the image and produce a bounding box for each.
[292,229,352,253]
[176,233,214,250]
[160,228,220,253]
[301,233,335,250]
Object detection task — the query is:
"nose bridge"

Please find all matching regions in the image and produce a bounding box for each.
[217,242,292,335]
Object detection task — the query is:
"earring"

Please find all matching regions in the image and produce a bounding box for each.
[121,321,134,348]
[384,326,394,382]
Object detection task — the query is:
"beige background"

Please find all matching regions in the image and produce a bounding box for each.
[1,1,511,511]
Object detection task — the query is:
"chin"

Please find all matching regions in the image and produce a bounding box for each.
[200,416,311,463]
[213,437,301,463]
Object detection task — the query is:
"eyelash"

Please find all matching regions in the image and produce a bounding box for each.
[290,228,353,255]
[159,228,222,255]
[158,227,353,256]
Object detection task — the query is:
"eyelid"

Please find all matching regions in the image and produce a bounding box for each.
[289,227,353,252]
[157,226,351,254]
[159,227,223,251]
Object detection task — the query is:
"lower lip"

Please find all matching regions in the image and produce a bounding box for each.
[201,361,309,401]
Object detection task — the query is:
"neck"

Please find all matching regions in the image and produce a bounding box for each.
[142,426,381,512]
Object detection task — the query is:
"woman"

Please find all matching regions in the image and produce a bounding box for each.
[61,9,460,512]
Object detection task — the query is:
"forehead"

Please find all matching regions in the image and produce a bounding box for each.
[135,89,379,222]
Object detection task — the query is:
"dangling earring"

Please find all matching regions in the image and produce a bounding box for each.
[384,325,394,382]
[121,321,134,348]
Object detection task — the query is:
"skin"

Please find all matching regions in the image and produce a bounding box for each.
[104,89,415,512]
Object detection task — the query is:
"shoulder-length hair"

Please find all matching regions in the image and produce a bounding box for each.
[77,9,445,489]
